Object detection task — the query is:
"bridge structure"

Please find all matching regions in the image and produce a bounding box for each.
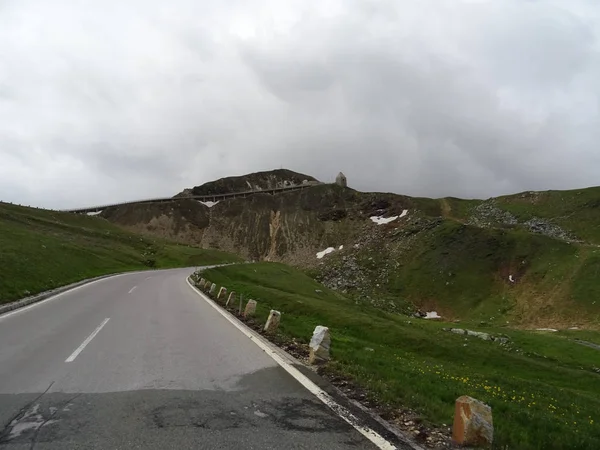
[63,181,323,214]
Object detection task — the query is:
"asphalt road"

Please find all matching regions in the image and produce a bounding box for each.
[0,268,380,449]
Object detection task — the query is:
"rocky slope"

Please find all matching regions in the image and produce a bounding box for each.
[99,169,600,329]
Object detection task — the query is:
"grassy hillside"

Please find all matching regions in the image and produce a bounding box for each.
[388,221,600,326]
[317,213,600,328]
[496,187,600,245]
[0,202,242,304]
[202,262,600,450]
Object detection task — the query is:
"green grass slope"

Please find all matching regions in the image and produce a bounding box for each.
[0,202,242,304]
[388,221,600,326]
[496,186,600,245]
[202,262,600,450]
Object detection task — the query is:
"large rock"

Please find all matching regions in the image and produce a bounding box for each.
[264,310,281,334]
[244,300,257,318]
[467,330,491,341]
[217,287,227,300]
[309,326,331,365]
[452,396,493,447]
[226,291,236,307]
[199,278,206,287]
[209,283,217,296]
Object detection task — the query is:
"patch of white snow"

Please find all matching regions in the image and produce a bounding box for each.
[370,215,398,225]
[87,210,103,216]
[370,210,409,225]
[425,311,441,319]
[339,245,344,250]
[316,247,335,259]
[536,328,558,332]
[509,275,515,283]
[198,201,219,208]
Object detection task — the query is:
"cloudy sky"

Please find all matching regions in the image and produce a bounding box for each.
[1,0,599,209]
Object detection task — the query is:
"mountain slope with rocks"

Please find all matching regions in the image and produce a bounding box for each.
[99,169,600,329]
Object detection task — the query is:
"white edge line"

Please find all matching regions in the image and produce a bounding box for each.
[65,318,110,362]
[185,277,397,450]
[128,286,137,294]
[0,273,132,323]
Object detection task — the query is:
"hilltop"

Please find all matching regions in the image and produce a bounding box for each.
[95,169,600,329]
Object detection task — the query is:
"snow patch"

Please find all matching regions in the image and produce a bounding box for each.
[316,247,336,259]
[339,245,344,250]
[370,209,409,225]
[536,328,558,332]
[87,210,103,216]
[425,311,441,319]
[370,215,398,225]
[509,275,515,283]
[198,201,219,208]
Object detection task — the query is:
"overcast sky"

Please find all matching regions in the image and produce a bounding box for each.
[1,0,599,209]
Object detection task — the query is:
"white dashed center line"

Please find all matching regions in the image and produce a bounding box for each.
[65,318,110,363]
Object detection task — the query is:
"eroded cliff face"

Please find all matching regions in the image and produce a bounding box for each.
[101,183,417,265]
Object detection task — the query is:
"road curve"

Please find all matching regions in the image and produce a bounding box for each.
[0,268,379,449]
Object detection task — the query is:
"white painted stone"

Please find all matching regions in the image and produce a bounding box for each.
[209,283,217,295]
[264,310,281,334]
[226,291,236,307]
[217,286,227,300]
[309,326,331,365]
[244,300,257,318]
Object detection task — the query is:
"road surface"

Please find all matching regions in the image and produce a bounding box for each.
[0,268,381,449]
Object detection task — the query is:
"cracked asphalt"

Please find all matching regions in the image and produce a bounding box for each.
[0,268,379,449]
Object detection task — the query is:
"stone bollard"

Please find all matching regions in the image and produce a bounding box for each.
[226,292,236,307]
[217,287,227,300]
[243,300,257,318]
[452,396,493,447]
[264,310,281,334]
[309,326,331,365]
[209,283,217,296]
[200,278,206,287]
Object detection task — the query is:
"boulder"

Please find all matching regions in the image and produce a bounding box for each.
[451,328,466,335]
[226,291,236,307]
[264,310,281,334]
[244,300,257,318]
[452,396,493,447]
[217,287,227,300]
[467,330,491,341]
[309,326,331,365]
[209,283,217,296]
[200,278,206,287]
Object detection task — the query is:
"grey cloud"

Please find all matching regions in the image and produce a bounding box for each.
[0,0,599,209]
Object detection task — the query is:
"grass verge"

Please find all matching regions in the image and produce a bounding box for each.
[0,202,242,304]
[202,262,600,450]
